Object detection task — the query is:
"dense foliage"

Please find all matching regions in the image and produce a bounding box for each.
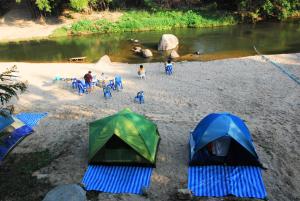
[1,0,299,21]
[234,0,300,21]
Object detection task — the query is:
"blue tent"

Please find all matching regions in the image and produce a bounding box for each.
[189,112,261,167]
[0,115,14,132]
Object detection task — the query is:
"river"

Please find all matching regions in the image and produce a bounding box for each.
[0,20,299,63]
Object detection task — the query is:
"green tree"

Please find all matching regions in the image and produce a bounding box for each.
[35,0,52,12]
[0,65,27,116]
[70,0,89,11]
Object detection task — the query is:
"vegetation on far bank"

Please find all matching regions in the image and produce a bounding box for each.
[1,0,299,39]
[51,10,237,37]
[1,0,299,21]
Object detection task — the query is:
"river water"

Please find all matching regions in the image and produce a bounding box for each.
[0,20,299,63]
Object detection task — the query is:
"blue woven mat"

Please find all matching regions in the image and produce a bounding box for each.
[188,165,267,199]
[15,112,48,128]
[82,165,153,194]
[0,125,33,161]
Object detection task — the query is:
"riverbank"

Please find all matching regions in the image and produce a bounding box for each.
[0,53,299,201]
[0,6,236,42]
[0,6,122,42]
[51,10,237,37]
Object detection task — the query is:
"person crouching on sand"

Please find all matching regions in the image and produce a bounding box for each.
[138,65,146,79]
[84,71,93,93]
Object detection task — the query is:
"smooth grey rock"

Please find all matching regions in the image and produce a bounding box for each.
[142,49,153,58]
[43,184,87,201]
[176,188,192,200]
[170,50,180,58]
[158,34,179,51]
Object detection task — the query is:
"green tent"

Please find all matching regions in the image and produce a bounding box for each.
[89,108,160,166]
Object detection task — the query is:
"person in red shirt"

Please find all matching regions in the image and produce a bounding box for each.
[84,71,93,93]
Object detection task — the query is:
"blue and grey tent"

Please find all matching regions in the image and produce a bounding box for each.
[0,115,14,132]
[189,112,262,167]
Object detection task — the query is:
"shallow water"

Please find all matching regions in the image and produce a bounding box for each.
[0,20,299,63]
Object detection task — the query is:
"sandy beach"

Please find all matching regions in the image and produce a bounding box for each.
[0,53,299,201]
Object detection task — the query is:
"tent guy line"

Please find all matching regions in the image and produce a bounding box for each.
[254,46,300,85]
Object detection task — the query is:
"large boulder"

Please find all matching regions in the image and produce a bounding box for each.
[94,55,111,68]
[170,50,180,59]
[142,49,153,58]
[43,184,87,201]
[158,34,179,51]
[98,55,111,64]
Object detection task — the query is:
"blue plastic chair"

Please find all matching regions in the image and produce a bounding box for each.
[77,81,87,95]
[103,86,112,99]
[134,91,144,104]
[165,64,173,75]
[115,75,123,91]
[72,79,78,89]
[107,80,116,90]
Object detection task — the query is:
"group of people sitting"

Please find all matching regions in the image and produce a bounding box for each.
[137,59,174,79]
[71,71,110,95]
[72,59,174,97]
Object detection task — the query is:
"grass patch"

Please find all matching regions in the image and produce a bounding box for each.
[51,26,69,37]
[51,10,237,37]
[0,150,54,201]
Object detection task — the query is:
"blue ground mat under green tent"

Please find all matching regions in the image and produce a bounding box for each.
[188,165,267,199]
[82,109,158,194]
[82,165,153,194]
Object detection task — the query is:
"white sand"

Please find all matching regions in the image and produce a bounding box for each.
[0,53,299,201]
